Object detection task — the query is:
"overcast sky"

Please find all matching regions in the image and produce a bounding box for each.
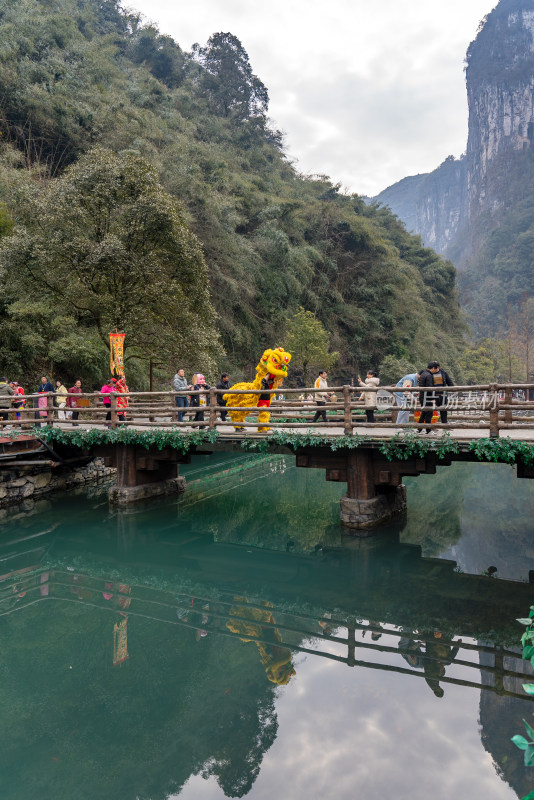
[129,0,497,197]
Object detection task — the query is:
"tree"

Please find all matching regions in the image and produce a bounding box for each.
[457,338,523,383]
[284,308,339,386]
[1,147,223,376]
[378,355,419,387]
[194,32,269,122]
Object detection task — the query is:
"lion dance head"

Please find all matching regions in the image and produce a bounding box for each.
[256,347,292,381]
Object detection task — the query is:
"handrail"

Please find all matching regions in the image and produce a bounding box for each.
[2,383,534,439]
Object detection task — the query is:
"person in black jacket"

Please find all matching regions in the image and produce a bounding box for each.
[216,373,230,421]
[190,373,210,429]
[418,361,454,434]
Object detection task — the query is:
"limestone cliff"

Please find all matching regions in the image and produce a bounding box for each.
[374,0,534,266]
[465,0,534,218]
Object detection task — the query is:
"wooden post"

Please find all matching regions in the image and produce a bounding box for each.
[343,385,353,435]
[489,383,499,438]
[347,623,356,667]
[111,392,118,430]
[504,386,513,425]
[346,450,376,500]
[493,647,504,696]
[209,387,217,430]
[46,393,54,426]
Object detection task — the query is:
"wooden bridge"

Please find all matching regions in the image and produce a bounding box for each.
[5,382,534,439]
[2,383,534,529]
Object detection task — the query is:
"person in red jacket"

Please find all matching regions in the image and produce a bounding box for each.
[66,379,82,425]
[10,382,25,421]
[111,376,129,423]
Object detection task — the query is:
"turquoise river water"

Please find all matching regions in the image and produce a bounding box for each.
[1,452,534,800]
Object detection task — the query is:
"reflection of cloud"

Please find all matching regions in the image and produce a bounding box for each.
[132,0,494,195]
[175,645,517,798]
[244,653,511,799]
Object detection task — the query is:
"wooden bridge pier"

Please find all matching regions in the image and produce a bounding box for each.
[296,447,445,531]
[98,444,188,506]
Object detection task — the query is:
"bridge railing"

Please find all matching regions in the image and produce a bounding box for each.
[2,383,534,437]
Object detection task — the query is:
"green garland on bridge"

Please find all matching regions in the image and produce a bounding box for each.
[469,437,534,466]
[379,432,534,466]
[378,432,461,461]
[9,426,534,467]
[32,425,220,454]
[240,431,367,453]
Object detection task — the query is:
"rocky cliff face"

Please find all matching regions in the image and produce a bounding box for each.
[374,159,465,254]
[374,0,534,264]
[465,1,534,218]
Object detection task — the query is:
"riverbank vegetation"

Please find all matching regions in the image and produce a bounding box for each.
[0,0,466,387]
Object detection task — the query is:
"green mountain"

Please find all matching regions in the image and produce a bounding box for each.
[0,0,465,387]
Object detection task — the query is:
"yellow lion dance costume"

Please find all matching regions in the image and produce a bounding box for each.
[226,597,296,686]
[223,346,291,432]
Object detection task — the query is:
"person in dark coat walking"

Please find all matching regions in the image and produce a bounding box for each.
[216,373,230,421]
[418,362,454,434]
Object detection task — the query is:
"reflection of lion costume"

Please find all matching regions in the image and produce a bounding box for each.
[226,597,296,686]
[223,347,291,432]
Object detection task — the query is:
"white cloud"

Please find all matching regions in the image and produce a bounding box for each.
[130,0,497,195]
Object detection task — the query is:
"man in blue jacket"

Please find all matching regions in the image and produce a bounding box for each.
[394,372,419,425]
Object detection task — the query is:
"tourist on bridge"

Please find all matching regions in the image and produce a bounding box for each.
[394,372,419,425]
[0,377,14,430]
[190,373,210,429]
[55,379,68,420]
[357,370,380,423]
[312,369,330,423]
[418,362,454,434]
[111,376,129,423]
[100,379,114,423]
[216,373,230,421]
[10,382,25,421]
[173,368,190,423]
[421,631,460,698]
[66,379,82,424]
[36,376,54,427]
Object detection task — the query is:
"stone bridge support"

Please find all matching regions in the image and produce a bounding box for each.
[295,447,445,532]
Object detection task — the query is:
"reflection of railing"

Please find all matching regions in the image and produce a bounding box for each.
[179,454,288,509]
[4,383,534,438]
[1,569,530,700]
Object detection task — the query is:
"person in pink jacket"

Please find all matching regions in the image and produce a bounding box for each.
[100,380,114,424]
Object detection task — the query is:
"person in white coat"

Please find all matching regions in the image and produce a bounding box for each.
[312,370,330,423]
[358,370,380,423]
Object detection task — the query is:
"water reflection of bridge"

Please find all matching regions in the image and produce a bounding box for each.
[0,570,530,701]
[2,474,534,799]
[2,511,533,704]
[0,569,525,699]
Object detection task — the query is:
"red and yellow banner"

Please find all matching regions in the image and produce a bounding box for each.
[113,617,129,666]
[109,332,125,377]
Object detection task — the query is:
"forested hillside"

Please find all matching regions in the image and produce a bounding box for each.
[0,0,466,387]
